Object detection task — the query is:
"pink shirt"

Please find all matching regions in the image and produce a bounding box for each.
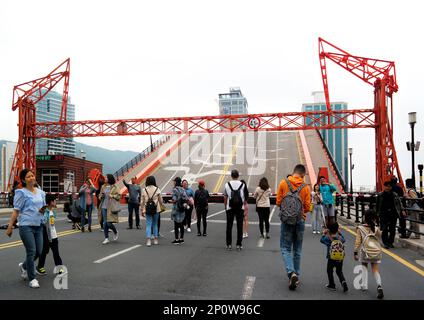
[85,188,92,206]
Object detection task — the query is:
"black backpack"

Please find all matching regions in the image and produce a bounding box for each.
[196,189,208,208]
[145,187,158,216]
[228,182,244,210]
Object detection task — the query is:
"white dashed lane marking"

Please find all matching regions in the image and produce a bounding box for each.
[94,245,142,264]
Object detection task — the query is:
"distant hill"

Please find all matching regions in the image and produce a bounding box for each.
[0,139,139,176]
[74,142,139,174]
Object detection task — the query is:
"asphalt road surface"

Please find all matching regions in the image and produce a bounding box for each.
[1,131,423,299]
[1,203,424,299]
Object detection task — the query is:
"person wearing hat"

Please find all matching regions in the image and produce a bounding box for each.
[194,180,210,236]
[169,177,188,244]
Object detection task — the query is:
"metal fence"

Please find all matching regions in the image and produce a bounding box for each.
[0,193,11,208]
[336,193,424,237]
[113,135,171,180]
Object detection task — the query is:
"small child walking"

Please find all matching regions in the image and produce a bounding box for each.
[36,194,66,276]
[320,222,348,292]
[354,210,384,299]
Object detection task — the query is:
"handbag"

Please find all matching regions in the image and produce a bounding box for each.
[110,198,121,214]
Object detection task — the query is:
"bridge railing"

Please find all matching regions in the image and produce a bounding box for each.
[113,135,171,181]
[335,193,424,237]
[0,192,11,208]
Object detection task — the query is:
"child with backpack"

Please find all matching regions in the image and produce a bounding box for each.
[36,194,66,276]
[354,209,384,299]
[194,180,209,236]
[320,222,348,292]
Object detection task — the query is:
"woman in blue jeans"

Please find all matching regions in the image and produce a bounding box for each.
[6,169,46,289]
[78,177,97,232]
[141,176,164,246]
[98,174,121,244]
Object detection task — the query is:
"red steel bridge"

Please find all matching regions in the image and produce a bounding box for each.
[7,37,402,192]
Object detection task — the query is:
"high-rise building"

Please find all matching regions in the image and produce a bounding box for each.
[35,90,76,156]
[218,87,248,115]
[1,141,17,191]
[302,92,349,187]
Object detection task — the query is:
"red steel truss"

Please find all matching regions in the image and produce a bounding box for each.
[7,38,401,192]
[8,59,70,188]
[32,109,375,138]
[319,38,402,191]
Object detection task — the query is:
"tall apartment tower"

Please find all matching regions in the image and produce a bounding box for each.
[302,91,349,186]
[35,90,76,156]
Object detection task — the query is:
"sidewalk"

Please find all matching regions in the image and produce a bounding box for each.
[338,214,424,256]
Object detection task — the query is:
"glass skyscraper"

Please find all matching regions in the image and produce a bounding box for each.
[302,93,349,187]
[218,87,248,115]
[35,90,76,156]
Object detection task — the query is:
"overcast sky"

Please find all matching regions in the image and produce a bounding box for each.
[1,0,423,189]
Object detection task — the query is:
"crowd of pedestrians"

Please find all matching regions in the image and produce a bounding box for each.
[4,163,422,300]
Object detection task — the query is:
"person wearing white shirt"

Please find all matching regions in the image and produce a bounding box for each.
[223,170,246,251]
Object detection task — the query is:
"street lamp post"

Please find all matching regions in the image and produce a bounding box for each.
[348,147,354,194]
[408,112,417,189]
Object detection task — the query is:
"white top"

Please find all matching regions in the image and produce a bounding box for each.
[253,187,271,208]
[46,210,58,240]
[223,180,246,211]
[140,185,164,214]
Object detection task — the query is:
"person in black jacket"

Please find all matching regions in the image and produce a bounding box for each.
[376,181,402,249]
[391,177,408,238]
[194,180,209,236]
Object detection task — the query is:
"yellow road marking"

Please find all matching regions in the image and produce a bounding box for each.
[0,211,173,250]
[0,225,101,250]
[213,133,244,193]
[340,225,424,278]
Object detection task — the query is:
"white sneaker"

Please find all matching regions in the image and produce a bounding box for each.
[187,228,191,233]
[146,238,151,246]
[243,233,248,238]
[153,238,159,245]
[19,263,28,280]
[102,238,110,245]
[29,279,40,288]
[113,231,119,241]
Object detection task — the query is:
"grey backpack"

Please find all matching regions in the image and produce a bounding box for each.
[279,178,306,225]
